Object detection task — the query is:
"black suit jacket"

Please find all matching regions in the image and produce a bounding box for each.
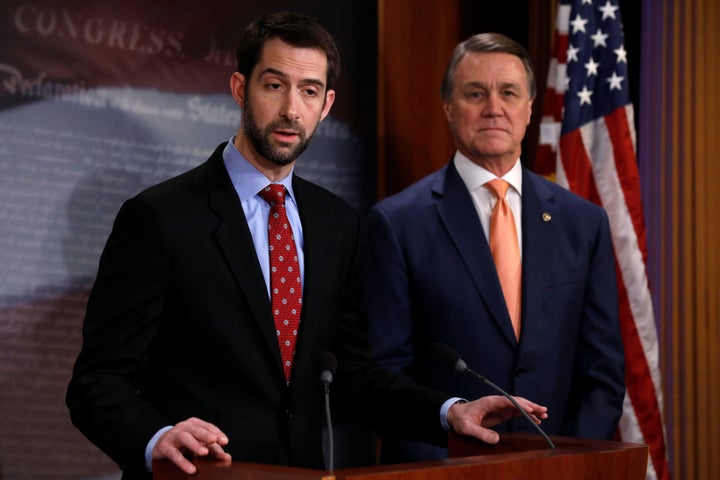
[67,144,448,478]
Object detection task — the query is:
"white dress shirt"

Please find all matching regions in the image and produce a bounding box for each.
[453,151,523,257]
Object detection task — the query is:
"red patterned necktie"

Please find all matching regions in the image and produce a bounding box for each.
[484,179,522,340]
[259,184,302,382]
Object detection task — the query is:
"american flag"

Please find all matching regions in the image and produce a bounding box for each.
[536,1,671,479]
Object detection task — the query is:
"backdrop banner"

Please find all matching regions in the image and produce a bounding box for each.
[0,2,376,479]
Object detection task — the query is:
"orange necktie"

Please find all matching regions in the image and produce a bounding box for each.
[485,179,522,340]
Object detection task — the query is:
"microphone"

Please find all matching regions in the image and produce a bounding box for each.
[319,350,337,388]
[429,342,555,449]
[318,351,338,471]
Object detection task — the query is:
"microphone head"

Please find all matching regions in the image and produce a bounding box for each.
[318,350,337,384]
[429,342,467,373]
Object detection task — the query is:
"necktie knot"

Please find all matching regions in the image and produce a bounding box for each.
[259,184,286,207]
[484,178,510,200]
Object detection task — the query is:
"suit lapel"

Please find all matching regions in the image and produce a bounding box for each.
[434,162,518,346]
[519,170,555,340]
[286,176,332,387]
[205,149,283,372]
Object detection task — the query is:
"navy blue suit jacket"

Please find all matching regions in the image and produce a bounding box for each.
[363,160,625,462]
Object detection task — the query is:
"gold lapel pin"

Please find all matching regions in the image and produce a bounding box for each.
[542,212,552,222]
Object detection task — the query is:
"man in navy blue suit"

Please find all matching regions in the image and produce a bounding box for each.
[363,32,625,463]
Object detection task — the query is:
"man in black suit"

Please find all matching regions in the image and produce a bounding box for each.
[66,12,548,479]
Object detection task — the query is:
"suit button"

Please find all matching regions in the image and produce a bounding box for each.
[514,367,525,377]
[286,409,294,420]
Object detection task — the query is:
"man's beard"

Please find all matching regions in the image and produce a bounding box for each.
[242,102,316,166]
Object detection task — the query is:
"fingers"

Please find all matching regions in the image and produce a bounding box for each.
[448,395,550,444]
[451,415,501,445]
[159,444,199,475]
[467,426,501,445]
[207,441,233,462]
[514,396,549,421]
[153,417,231,474]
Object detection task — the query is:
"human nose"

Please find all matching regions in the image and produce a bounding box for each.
[280,90,301,120]
[482,92,502,116]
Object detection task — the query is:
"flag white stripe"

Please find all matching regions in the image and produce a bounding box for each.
[580,117,664,405]
[619,394,657,480]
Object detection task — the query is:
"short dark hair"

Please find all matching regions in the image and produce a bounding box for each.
[440,32,536,101]
[235,11,341,90]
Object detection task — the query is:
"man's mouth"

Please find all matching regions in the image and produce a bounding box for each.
[273,130,299,141]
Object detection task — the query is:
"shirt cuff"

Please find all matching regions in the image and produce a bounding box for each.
[145,425,173,471]
[440,397,468,431]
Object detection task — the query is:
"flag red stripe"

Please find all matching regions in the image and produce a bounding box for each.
[559,130,602,206]
[543,91,565,121]
[556,33,569,64]
[534,145,557,178]
[615,262,671,480]
[604,107,649,263]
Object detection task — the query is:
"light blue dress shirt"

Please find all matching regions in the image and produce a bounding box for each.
[221,138,305,295]
[144,138,305,470]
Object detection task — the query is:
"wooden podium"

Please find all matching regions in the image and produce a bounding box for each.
[153,433,648,480]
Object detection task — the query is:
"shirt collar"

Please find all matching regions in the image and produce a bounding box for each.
[453,151,523,196]
[222,136,297,204]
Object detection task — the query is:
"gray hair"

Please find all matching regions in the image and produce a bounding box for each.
[440,32,536,101]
